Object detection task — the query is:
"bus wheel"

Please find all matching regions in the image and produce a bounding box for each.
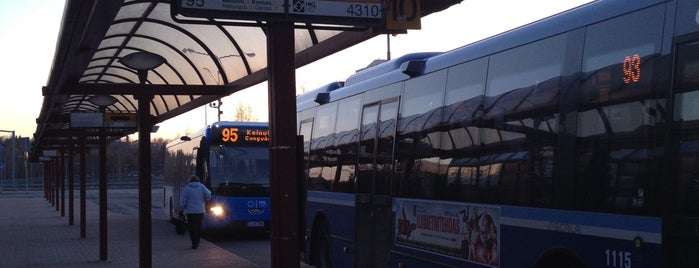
[315,227,331,268]
[534,248,586,268]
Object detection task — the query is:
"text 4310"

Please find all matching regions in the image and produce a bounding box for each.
[346,3,380,18]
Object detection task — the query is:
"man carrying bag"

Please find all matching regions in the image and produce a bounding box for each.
[179,175,212,249]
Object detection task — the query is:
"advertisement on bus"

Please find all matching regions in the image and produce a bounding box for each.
[394,199,501,267]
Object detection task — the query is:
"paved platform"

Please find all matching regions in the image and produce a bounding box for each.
[0,191,257,268]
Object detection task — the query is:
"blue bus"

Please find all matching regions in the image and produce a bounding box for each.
[163,121,271,231]
[297,0,699,267]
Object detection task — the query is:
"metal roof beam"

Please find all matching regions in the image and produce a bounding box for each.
[65,83,232,95]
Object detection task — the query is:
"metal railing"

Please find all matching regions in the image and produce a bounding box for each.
[0,176,163,192]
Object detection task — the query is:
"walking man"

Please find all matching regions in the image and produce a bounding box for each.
[179,175,211,249]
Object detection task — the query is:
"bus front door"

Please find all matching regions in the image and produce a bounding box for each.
[355,99,398,267]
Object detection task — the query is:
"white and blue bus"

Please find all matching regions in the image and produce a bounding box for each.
[297,0,699,267]
[163,121,271,232]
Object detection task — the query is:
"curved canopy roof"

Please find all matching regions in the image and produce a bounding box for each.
[31,0,460,159]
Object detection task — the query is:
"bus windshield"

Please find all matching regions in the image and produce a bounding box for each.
[208,145,270,196]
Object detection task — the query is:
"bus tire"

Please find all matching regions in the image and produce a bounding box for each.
[314,225,332,268]
[534,248,586,268]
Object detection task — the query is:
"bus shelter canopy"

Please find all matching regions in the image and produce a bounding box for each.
[30,0,459,160]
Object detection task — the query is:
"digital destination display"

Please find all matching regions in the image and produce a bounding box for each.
[210,126,270,144]
[622,54,641,84]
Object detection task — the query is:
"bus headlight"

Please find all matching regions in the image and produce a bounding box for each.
[210,205,225,217]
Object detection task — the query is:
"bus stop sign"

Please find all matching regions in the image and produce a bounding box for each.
[174,0,286,17]
[289,0,382,21]
[173,0,384,26]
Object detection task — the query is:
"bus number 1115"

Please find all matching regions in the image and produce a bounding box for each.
[605,249,631,268]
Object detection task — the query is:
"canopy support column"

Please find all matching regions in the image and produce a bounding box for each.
[136,93,154,268]
[268,20,300,268]
[79,134,87,238]
[99,119,108,261]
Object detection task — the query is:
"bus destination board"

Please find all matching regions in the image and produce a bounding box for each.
[209,126,270,145]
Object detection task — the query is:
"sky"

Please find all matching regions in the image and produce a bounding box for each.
[0,0,593,141]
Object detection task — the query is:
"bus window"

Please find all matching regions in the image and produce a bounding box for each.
[401,70,447,119]
[396,70,447,199]
[438,58,488,201]
[579,5,663,105]
[358,104,379,195]
[485,33,566,105]
[576,5,665,214]
[299,119,313,158]
[441,58,487,154]
[376,100,398,196]
[483,33,569,206]
[309,103,338,192]
[333,96,361,193]
[312,103,337,139]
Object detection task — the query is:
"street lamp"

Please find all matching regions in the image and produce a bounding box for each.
[88,95,118,109]
[119,51,165,268]
[119,51,166,84]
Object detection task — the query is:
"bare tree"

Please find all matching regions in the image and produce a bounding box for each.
[232,101,259,122]
[297,84,307,95]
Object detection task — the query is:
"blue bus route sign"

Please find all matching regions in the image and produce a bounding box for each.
[173,0,384,26]
[176,0,286,15]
